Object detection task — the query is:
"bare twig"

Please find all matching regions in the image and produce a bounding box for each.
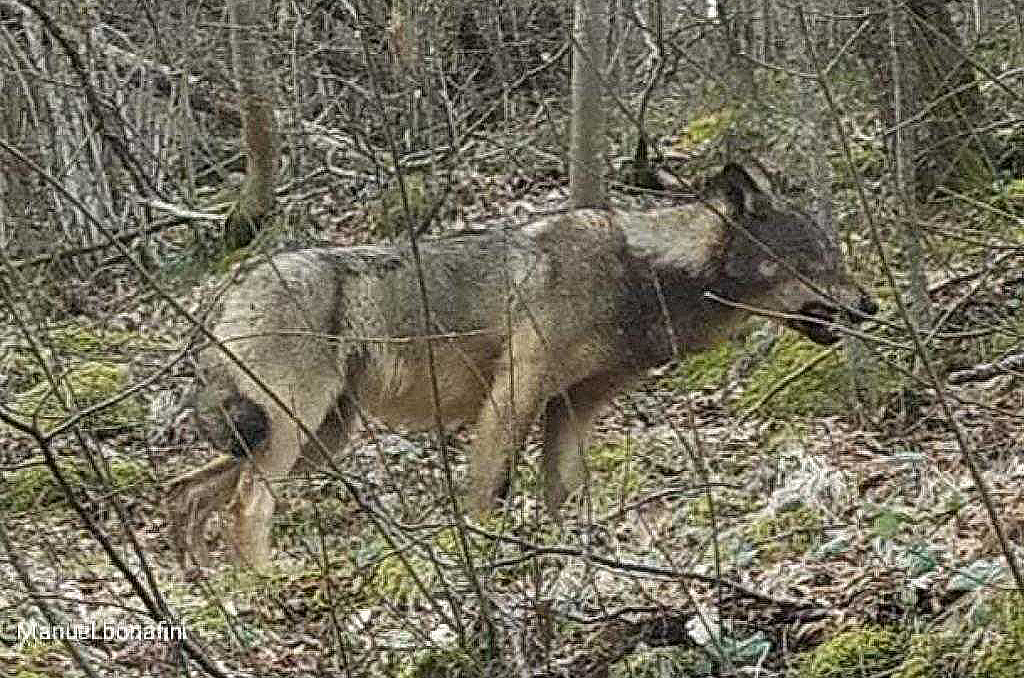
[948,352,1024,385]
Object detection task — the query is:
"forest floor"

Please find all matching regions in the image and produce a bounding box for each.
[2,160,1023,677]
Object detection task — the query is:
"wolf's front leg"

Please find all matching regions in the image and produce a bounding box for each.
[542,372,629,520]
[467,338,550,519]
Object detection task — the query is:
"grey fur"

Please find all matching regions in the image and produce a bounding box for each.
[168,164,875,568]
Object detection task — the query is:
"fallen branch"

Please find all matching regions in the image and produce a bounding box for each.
[7,213,191,271]
[948,351,1024,384]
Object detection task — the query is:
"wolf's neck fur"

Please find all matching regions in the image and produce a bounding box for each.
[621,207,756,369]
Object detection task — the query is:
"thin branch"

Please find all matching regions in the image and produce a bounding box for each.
[948,352,1024,385]
[797,5,1024,594]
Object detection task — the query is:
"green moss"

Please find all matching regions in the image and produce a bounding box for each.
[397,648,483,678]
[975,594,1024,678]
[666,326,901,419]
[664,341,740,391]
[1,348,48,393]
[748,504,823,562]
[797,597,1024,678]
[893,633,957,678]
[798,626,904,678]
[611,646,705,677]
[11,641,52,677]
[179,562,305,638]
[686,491,753,529]
[1005,179,1024,199]
[368,551,432,606]
[0,457,148,513]
[369,174,429,238]
[4,323,164,394]
[834,138,886,182]
[4,322,166,433]
[352,529,473,608]
[49,324,162,354]
[586,442,640,510]
[10,361,143,432]
[590,442,629,474]
[676,109,736,150]
[738,333,852,417]
[5,460,69,511]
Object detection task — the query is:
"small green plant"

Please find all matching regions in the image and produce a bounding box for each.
[686,490,755,529]
[610,645,705,677]
[676,109,737,151]
[11,640,53,678]
[368,174,430,238]
[748,504,823,562]
[397,647,483,678]
[797,626,904,678]
[892,632,957,678]
[975,594,1024,678]
[833,138,886,183]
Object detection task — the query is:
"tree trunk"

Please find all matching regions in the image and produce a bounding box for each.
[889,0,933,327]
[905,0,991,193]
[858,0,991,198]
[569,0,607,209]
[224,0,279,250]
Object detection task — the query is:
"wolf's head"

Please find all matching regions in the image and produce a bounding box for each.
[713,163,877,345]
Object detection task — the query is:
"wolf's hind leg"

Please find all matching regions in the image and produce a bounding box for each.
[229,378,345,568]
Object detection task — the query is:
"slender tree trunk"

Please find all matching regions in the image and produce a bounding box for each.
[224,0,279,250]
[569,0,607,209]
[889,0,933,327]
[760,0,773,61]
[0,12,35,255]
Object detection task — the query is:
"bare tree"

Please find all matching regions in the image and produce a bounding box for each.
[859,0,991,197]
[223,0,280,250]
[888,0,932,327]
[569,0,608,208]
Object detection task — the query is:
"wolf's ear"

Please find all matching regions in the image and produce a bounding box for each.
[718,163,772,218]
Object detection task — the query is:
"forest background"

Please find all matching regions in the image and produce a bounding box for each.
[0,0,1023,676]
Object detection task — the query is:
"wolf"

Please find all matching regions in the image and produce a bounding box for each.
[168,163,876,568]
